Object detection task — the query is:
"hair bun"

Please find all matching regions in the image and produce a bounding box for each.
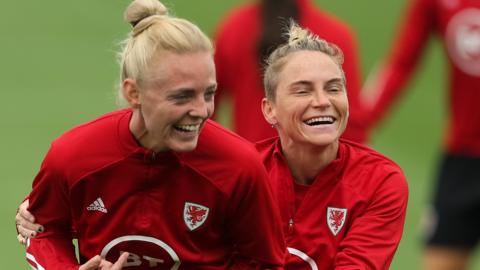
[124,0,168,27]
[288,23,309,46]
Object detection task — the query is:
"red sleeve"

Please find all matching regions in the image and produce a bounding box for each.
[367,0,435,125]
[25,145,80,270]
[212,18,233,121]
[226,159,286,269]
[334,170,409,269]
[338,27,369,144]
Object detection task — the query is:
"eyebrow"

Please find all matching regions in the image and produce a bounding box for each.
[325,78,345,85]
[289,77,345,87]
[168,83,218,95]
[167,88,195,96]
[289,80,312,88]
[206,83,218,91]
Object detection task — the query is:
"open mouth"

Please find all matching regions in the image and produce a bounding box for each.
[174,123,201,133]
[304,116,335,126]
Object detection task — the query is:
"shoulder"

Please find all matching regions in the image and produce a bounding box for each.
[45,109,131,179]
[340,140,408,193]
[188,120,259,166]
[254,137,280,165]
[51,109,128,152]
[302,5,352,31]
[214,4,259,47]
[216,4,258,32]
[342,140,401,169]
[180,120,267,190]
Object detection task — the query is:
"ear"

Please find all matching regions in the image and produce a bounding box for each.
[122,79,141,108]
[261,98,277,127]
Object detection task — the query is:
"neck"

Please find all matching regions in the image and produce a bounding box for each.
[280,137,339,185]
[129,109,164,152]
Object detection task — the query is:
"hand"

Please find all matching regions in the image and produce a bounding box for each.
[79,253,129,270]
[16,199,43,245]
[98,252,130,270]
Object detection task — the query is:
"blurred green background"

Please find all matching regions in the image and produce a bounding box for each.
[1,0,478,268]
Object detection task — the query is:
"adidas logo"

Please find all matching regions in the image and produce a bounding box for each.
[86,197,108,213]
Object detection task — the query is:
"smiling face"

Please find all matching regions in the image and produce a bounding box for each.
[123,50,217,153]
[262,50,348,147]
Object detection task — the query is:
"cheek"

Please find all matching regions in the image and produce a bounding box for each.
[334,95,349,115]
[276,104,301,128]
[145,104,179,129]
[207,102,214,116]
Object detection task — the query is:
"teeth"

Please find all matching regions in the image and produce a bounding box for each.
[305,116,334,125]
[175,124,200,132]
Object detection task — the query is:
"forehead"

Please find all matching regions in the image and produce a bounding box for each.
[147,50,216,86]
[279,50,342,84]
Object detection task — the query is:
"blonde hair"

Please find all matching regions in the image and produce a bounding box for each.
[263,22,345,101]
[117,0,213,105]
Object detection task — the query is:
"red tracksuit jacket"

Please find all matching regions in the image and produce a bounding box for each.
[256,138,409,269]
[26,109,285,270]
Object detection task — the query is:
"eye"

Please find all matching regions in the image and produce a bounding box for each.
[169,92,193,104]
[293,87,310,95]
[327,84,343,93]
[329,87,340,92]
[175,94,189,99]
[204,89,216,101]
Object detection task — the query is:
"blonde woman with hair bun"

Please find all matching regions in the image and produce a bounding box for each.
[15,0,285,269]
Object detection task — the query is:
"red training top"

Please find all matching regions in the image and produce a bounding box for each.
[256,138,409,269]
[26,109,285,270]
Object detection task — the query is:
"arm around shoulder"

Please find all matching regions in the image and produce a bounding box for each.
[26,144,80,270]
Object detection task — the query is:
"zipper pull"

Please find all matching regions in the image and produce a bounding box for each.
[288,218,294,234]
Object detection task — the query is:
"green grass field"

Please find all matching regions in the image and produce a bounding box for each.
[1,0,478,268]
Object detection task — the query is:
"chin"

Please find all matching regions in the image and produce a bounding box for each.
[169,140,199,153]
[306,135,338,146]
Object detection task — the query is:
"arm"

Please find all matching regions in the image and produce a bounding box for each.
[212,18,233,122]
[337,27,368,144]
[17,199,129,270]
[334,170,409,269]
[365,0,435,126]
[227,161,286,269]
[25,146,81,270]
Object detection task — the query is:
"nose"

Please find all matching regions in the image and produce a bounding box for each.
[189,96,211,119]
[311,90,330,109]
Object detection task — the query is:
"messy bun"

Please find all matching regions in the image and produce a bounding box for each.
[124,0,169,37]
[287,24,309,46]
[124,0,168,26]
[117,0,213,106]
[263,21,345,101]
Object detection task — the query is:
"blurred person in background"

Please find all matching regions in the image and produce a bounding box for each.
[257,23,408,269]
[363,0,480,269]
[213,0,369,144]
[14,0,285,269]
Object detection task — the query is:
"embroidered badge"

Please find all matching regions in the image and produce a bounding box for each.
[327,207,347,236]
[183,202,209,231]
